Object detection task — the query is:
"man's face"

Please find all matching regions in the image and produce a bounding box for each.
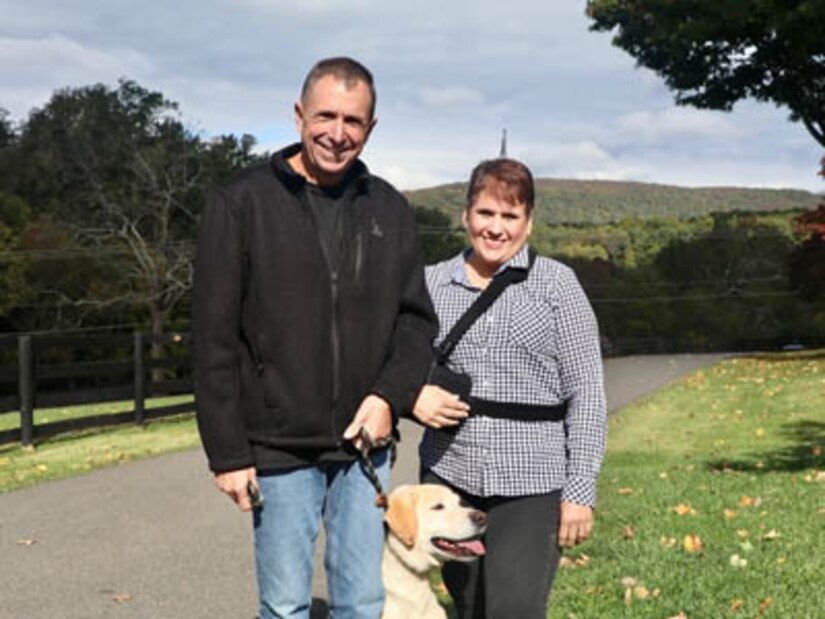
[294,75,375,186]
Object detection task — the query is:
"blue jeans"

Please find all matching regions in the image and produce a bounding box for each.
[254,450,390,619]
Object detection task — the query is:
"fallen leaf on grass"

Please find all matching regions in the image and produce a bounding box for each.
[682,534,704,554]
[617,487,634,495]
[723,509,737,520]
[674,503,697,516]
[755,428,765,438]
[559,554,590,569]
[758,597,773,615]
[623,586,633,606]
[730,599,744,612]
[762,529,781,541]
[433,581,448,595]
[729,554,748,568]
[737,529,750,539]
[623,526,635,540]
[660,536,677,548]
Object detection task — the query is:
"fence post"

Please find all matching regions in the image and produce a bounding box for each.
[134,332,145,425]
[19,335,34,447]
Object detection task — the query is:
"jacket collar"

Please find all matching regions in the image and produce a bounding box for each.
[270,143,370,195]
[448,244,532,290]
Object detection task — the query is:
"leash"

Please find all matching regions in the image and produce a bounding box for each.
[355,427,396,510]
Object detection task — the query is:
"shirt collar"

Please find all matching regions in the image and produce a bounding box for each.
[449,244,531,289]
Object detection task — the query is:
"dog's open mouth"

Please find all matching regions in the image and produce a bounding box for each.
[432,535,486,558]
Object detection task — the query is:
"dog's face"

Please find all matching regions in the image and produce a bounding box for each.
[384,484,486,569]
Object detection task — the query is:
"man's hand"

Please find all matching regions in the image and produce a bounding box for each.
[343,394,393,449]
[412,385,470,429]
[558,501,594,548]
[214,467,258,512]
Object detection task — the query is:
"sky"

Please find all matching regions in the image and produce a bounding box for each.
[1,0,822,192]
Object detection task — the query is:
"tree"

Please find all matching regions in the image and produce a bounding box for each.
[587,0,825,149]
[0,108,12,148]
[412,205,465,264]
[789,157,825,299]
[9,80,262,346]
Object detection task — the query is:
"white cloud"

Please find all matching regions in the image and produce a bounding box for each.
[520,140,643,181]
[615,107,743,144]
[0,34,151,117]
[0,1,821,192]
[225,0,375,15]
[418,86,485,108]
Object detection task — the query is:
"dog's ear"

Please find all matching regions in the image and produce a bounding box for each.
[385,486,418,549]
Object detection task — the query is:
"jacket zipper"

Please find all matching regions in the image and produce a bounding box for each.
[301,188,343,444]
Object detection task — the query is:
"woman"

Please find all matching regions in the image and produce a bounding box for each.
[413,158,607,618]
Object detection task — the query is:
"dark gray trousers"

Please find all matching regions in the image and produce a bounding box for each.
[421,470,562,619]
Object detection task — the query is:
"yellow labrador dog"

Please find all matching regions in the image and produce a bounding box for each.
[381,484,487,619]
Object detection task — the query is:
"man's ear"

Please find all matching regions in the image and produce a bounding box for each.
[364,116,378,142]
[384,486,418,549]
[294,102,305,132]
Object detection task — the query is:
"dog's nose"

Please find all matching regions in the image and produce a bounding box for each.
[471,510,487,527]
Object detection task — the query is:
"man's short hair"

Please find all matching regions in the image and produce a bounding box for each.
[301,57,376,120]
[466,158,535,216]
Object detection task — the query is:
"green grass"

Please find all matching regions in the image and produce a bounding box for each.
[0,395,200,493]
[545,351,825,618]
[2,354,823,617]
[0,394,194,431]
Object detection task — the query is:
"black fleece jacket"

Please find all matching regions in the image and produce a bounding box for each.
[193,144,437,473]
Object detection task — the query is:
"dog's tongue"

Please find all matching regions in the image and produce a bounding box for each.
[456,539,486,556]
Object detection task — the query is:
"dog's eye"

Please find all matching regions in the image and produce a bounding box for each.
[431,503,445,511]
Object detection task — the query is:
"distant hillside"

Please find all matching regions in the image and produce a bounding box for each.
[405,178,822,225]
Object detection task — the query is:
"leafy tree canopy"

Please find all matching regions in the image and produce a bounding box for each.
[587,0,825,148]
[0,108,13,148]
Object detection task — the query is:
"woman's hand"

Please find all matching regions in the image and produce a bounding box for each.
[412,385,470,429]
[558,501,594,548]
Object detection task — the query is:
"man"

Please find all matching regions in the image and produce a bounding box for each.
[193,57,437,619]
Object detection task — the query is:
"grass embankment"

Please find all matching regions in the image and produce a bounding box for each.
[0,396,199,493]
[546,352,824,618]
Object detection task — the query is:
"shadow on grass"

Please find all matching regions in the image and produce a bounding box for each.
[706,420,825,474]
[738,349,825,362]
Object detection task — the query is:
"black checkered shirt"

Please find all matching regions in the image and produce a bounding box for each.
[419,245,607,507]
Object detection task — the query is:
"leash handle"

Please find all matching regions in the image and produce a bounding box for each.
[356,427,393,510]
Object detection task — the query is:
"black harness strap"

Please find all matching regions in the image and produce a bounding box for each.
[435,249,536,363]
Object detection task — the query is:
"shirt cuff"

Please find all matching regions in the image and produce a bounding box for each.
[562,476,597,508]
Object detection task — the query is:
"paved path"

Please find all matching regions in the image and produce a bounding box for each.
[0,354,725,619]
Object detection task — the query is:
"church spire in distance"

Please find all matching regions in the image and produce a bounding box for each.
[499,128,507,158]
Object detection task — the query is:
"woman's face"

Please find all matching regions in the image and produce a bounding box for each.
[462,188,532,277]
